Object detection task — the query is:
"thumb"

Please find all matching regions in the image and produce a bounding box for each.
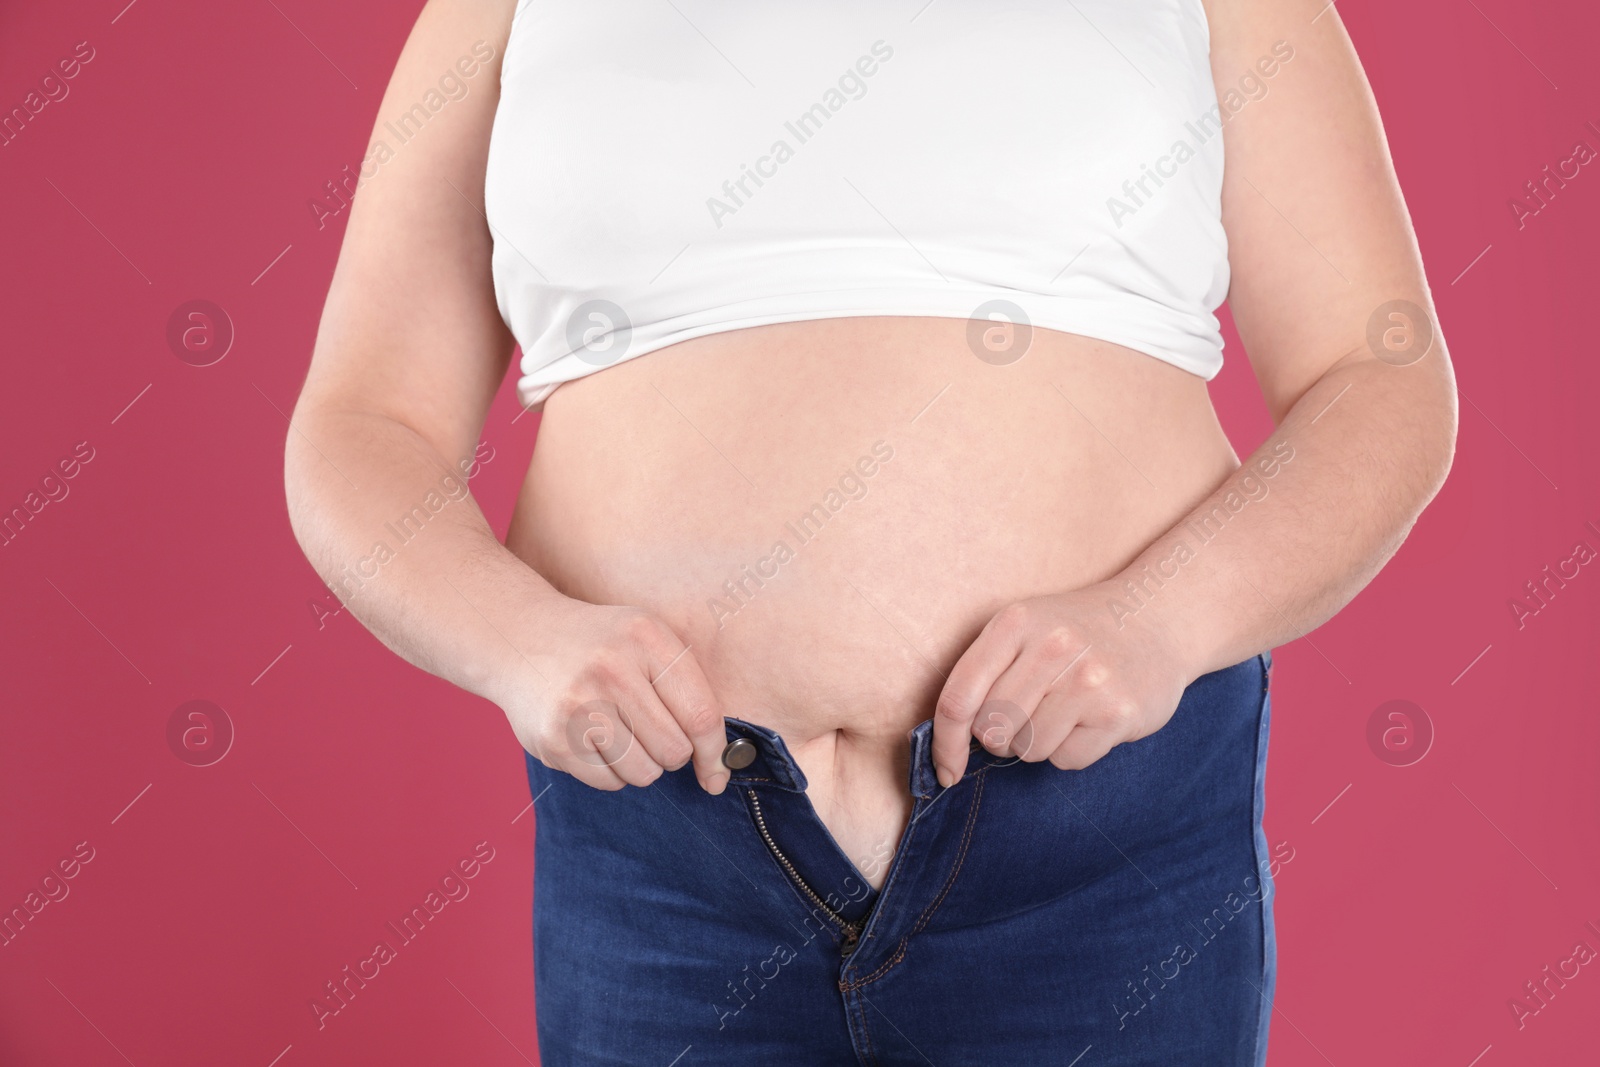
[932,637,1012,788]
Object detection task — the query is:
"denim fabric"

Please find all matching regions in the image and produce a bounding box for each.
[525,652,1275,1065]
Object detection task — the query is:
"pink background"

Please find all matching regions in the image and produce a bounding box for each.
[2,1,1597,1064]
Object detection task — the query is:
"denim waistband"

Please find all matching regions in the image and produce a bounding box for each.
[722,716,1009,797]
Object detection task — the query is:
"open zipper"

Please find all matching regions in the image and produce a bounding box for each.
[746,789,863,957]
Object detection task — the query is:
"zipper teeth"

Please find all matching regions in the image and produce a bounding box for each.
[746,789,861,938]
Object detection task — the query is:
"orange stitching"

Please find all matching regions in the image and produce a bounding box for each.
[911,768,986,936]
[844,769,988,990]
[858,993,878,1065]
[844,940,907,991]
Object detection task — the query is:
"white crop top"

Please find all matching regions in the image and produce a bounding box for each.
[485,0,1230,410]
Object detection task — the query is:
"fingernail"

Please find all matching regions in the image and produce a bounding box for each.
[936,767,953,789]
[706,771,730,795]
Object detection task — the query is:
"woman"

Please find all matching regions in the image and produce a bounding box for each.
[285,0,1455,1062]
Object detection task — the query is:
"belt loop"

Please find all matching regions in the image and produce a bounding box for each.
[907,720,942,797]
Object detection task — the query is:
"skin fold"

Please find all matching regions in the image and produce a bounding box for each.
[285,0,1456,891]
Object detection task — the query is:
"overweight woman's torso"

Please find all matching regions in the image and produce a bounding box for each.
[505,317,1238,884]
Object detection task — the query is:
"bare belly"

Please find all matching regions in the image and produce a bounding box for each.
[505,316,1239,887]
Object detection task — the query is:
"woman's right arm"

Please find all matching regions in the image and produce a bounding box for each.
[283,0,730,794]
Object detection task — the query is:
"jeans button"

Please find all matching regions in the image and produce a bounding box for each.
[722,738,757,770]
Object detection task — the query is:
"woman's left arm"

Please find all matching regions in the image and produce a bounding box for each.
[930,0,1458,787]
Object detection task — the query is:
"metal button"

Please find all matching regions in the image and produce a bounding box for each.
[721,738,757,770]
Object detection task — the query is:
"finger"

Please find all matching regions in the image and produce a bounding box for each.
[614,681,698,777]
[969,619,1097,760]
[558,756,630,790]
[556,699,640,790]
[542,735,630,791]
[592,719,668,788]
[970,652,1068,761]
[1000,637,1105,760]
[933,608,1026,788]
[999,687,1079,762]
[972,696,1031,758]
[645,638,732,795]
[1048,723,1121,771]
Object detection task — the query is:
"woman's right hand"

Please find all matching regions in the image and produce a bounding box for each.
[494,596,732,794]
[280,0,731,799]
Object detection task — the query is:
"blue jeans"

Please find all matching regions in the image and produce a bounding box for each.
[525,652,1275,1065]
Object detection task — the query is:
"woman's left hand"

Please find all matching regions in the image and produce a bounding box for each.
[930,584,1197,788]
